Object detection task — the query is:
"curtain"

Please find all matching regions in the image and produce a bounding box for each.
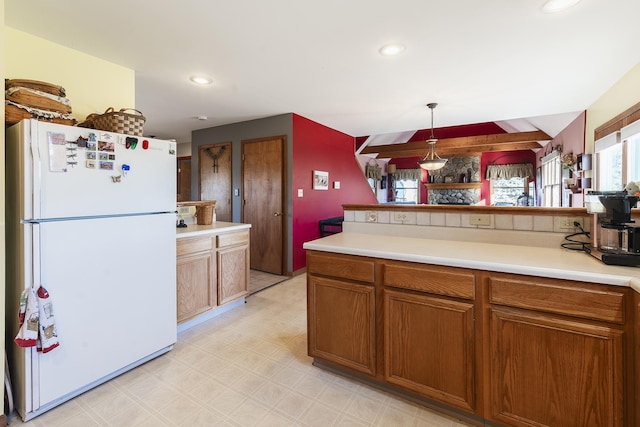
[365,163,382,180]
[394,168,421,181]
[486,163,534,180]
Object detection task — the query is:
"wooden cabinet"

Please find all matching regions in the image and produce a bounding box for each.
[384,289,476,411]
[307,252,376,375]
[176,236,215,323]
[177,228,250,324]
[217,230,249,305]
[486,273,627,427]
[305,251,638,427]
[383,261,477,412]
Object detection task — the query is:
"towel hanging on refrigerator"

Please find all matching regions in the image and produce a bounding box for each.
[14,285,60,353]
[14,287,38,348]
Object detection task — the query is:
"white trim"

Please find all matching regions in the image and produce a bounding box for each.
[540,149,560,164]
[595,131,621,152]
[620,119,640,141]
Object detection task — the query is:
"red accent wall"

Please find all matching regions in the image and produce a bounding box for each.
[481,150,537,204]
[292,114,377,271]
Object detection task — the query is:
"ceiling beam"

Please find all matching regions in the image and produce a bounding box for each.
[360,130,551,158]
[372,141,543,159]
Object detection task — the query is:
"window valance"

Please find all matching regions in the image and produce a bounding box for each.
[393,168,421,181]
[486,163,534,180]
[365,163,382,180]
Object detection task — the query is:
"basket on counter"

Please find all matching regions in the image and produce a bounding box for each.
[91,107,146,136]
[195,202,215,225]
[178,201,216,225]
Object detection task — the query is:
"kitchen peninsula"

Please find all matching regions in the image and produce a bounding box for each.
[304,205,640,427]
[176,221,250,331]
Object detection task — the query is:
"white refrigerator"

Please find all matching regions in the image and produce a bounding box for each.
[5,119,177,421]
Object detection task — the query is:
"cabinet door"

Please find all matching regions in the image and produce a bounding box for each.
[308,276,376,375]
[217,243,249,305]
[384,289,476,412]
[177,251,215,323]
[490,307,624,427]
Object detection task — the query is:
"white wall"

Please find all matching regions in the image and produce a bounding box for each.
[586,62,640,150]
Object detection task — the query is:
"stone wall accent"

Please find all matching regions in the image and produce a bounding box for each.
[428,188,480,205]
[428,156,480,184]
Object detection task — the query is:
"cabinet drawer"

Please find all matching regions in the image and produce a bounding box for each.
[217,230,249,248]
[307,251,375,283]
[384,262,475,300]
[488,274,626,324]
[177,236,213,257]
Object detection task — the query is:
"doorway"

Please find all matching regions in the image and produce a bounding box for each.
[177,157,191,202]
[199,142,232,222]
[242,136,286,275]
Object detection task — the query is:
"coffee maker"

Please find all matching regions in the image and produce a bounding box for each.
[587,191,640,266]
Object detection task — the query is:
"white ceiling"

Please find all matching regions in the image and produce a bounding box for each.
[5,0,640,144]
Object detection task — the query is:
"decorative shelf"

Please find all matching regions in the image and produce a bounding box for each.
[425,182,482,189]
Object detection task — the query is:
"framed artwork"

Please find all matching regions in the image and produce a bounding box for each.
[313,170,329,190]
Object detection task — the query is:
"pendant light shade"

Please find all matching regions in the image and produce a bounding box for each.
[418,103,448,171]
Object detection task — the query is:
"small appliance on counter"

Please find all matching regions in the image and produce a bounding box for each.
[586,191,640,266]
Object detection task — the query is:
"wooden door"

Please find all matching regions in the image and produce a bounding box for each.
[199,142,232,222]
[242,136,285,274]
[177,156,191,202]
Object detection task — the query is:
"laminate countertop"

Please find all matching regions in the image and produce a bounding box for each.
[176,221,251,239]
[303,232,640,293]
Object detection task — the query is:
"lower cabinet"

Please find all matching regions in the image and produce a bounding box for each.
[177,229,249,324]
[307,251,376,375]
[176,236,215,323]
[305,250,636,427]
[489,306,624,427]
[308,275,376,375]
[384,289,476,412]
[486,272,627,427]
[217,230,249,305]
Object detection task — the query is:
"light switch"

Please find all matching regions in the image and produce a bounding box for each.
[333,181,341,189]
[234,188,240,196]
[297,189,304,197]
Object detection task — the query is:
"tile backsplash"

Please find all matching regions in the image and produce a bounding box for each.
[343,207,591,248]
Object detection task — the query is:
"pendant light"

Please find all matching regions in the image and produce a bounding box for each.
[418,103,448,171]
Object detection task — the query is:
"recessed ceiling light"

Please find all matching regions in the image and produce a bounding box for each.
[379,44,405,56]
[189,75,213,85]
[541,0,581,13]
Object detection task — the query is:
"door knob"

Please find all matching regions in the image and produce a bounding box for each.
[273,212,283,216]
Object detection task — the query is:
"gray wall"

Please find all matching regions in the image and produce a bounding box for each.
[191,114,294,272]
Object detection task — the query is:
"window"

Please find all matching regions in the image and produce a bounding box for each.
[490,177,529,206]
[540,152,562,207]
[595,120,640,190]
[394,178,419,204]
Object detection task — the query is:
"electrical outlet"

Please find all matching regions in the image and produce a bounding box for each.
[394,212,408,222]
[469,214,491,226]
[556,217,584,230]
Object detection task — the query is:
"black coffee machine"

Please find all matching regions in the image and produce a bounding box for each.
[587,191,640,266]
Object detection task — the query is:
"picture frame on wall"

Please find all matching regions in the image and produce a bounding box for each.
[313,170,329,190]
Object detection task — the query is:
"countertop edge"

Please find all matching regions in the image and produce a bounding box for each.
[303,233,640,292]
[176,222,251,239]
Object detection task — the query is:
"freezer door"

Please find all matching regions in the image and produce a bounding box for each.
[22,120,176,220]
[34,214,176,408]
